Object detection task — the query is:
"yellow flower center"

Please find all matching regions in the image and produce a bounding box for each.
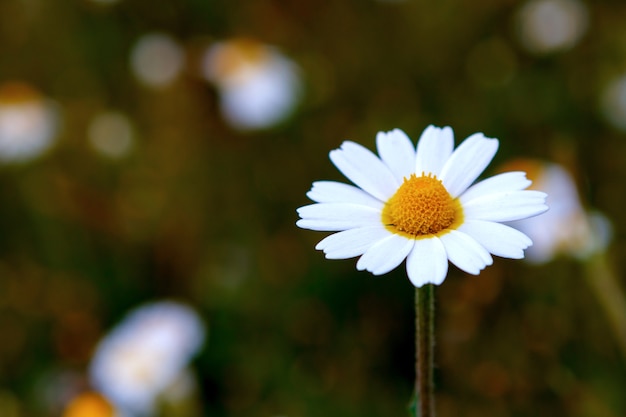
[382,173,462,237]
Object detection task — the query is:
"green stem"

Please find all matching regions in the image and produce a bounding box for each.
[415,284,435,417]
[584,252,626,359]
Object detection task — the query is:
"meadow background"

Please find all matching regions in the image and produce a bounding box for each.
[1,0,626,416]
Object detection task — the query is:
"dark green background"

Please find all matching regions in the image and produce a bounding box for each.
[1,0,625,416]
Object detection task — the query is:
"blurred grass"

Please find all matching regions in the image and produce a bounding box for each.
[1,0,626,416]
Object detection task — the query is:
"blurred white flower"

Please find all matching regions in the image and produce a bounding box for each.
[0,82,59,163]
[89,301,205,416]
[202,38,302,131]
[130,33,185,88]
[515,0,588,54]
[88,111,134,159]
[505,160,611,263]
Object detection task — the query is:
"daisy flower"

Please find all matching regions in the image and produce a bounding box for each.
[296,126,548,287]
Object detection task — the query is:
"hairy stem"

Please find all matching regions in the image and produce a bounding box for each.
[415,284,435,417]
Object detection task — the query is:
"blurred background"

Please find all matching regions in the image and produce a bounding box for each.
[1,0,626,416]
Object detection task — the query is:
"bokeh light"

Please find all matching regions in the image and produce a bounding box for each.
[0,82,59,163]
[515,0,588,54]
[600,74,626,132]
[130,33,185,89]
[87,111,134,159]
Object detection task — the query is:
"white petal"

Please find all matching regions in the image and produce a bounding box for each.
[440,133,499,198]
[406,237,449,286]
[329,141,398,201]
[307,181,384,209]
[459,172,531,203]
[296,203,381,231]
[315,226,392,259]
[415,125,454,177]
[439,230,493,275]
[356,234,414,275]
[376,129,416,184]
[458,219,532,259]
[462,190,549,222]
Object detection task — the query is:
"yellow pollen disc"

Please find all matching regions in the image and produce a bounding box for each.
[382,173,461,237]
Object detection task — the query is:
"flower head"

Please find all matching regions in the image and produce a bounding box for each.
[296,126,549,287]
